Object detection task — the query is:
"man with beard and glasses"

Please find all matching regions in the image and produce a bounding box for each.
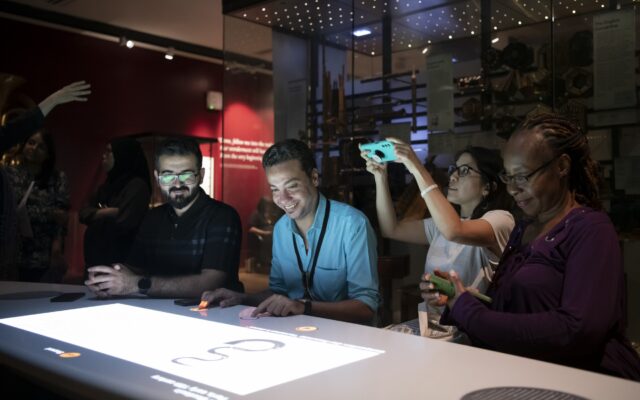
[85,137,243,298]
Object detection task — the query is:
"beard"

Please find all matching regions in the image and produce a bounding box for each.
[163,186,200,209]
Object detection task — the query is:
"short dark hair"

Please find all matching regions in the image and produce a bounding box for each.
[262,139,316,177]
[455,146,514,220]
[154,137,202,170]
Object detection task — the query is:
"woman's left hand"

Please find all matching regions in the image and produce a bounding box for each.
[419,269,466,309]
[386,137,421,169]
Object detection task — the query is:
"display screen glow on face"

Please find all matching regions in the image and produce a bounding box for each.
[0,304,383,395]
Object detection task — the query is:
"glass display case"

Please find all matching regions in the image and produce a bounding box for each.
[222,0,639,229]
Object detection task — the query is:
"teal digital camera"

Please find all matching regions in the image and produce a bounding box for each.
[360,140,396,163]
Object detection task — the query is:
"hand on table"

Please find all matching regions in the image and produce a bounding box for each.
[253,294,303,317]
[200,288,246,309]
[85,263,138,298]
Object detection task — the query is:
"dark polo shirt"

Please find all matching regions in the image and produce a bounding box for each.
[127,189,243,292]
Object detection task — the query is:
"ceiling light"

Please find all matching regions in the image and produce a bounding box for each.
[422,47,429,54]
[165,47,174,60]
[353,28,372,37]
[492,37,500,43]
[119,37,134,49]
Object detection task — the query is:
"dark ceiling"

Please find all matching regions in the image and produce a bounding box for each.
[225,0,613,55]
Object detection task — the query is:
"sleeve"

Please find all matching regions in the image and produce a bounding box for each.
[268,220,288,295]
[26,171,69,227]
[448,218,623,360]
[0,107,45,153]
[54,171,70,210]
[423,217,439,244]
[113,178,150,233]
[125,213,152,272]
[345,214,380,312]
[201,205,242,275]
[53,171,70,237]
[78,190,99,224]
[480,210,515,254]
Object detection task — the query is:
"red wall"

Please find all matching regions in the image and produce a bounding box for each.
[1,17,273,279]
[222,71,275,262]
[1,17,223,208]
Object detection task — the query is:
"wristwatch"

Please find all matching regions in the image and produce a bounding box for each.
[137,277,151,295]
[299,298,312,315]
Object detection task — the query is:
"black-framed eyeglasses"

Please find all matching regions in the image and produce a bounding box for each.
[498,159,555,186]
[158,171,199,186]
[448,164,482,178]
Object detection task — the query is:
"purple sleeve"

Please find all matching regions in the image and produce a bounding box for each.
[448,217,623,359]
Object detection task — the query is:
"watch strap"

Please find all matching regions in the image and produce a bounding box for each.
[300,299,312,315]
[137,276,151,295]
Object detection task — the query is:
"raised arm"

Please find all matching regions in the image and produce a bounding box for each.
[38,81,91,117]
[389,138,501,251]
[360,146,427,244]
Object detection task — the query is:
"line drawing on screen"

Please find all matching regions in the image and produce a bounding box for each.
[0,304,383,395]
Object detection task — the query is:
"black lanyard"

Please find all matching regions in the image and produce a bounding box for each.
[292,199,331,300]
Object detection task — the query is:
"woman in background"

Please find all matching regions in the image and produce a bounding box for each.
[80,137,150,274]
[363,141,515,294]
[6,129,69,282]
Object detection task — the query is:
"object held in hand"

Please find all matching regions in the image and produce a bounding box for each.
[360,140,396,163]
[428,274,492,303]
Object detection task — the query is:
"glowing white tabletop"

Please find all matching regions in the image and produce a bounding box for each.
[0,281,638,399]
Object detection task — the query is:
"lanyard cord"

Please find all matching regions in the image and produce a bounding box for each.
[292,199,331,300]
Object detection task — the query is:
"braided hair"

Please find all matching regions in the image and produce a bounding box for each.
[515,112,602,210]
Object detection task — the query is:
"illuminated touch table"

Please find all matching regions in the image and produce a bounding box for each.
[0,281,638,399]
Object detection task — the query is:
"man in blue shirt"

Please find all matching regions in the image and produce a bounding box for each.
[202,139,379,324]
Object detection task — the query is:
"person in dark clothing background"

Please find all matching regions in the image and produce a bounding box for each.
[80,137,151,276]
[5,129,70,282]
[0,80,90,280]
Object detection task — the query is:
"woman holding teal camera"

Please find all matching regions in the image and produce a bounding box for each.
[361,138,514,296]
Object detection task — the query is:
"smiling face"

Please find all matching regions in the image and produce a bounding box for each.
[503,128,568,220]
[22,132,49,166]
[446,152,487,217]
[154,154,203,211]
[266,159,319,233]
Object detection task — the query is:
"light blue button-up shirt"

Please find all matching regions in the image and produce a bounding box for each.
[269,194,380,311]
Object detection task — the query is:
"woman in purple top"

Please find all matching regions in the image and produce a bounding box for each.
[421,113,640,381]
